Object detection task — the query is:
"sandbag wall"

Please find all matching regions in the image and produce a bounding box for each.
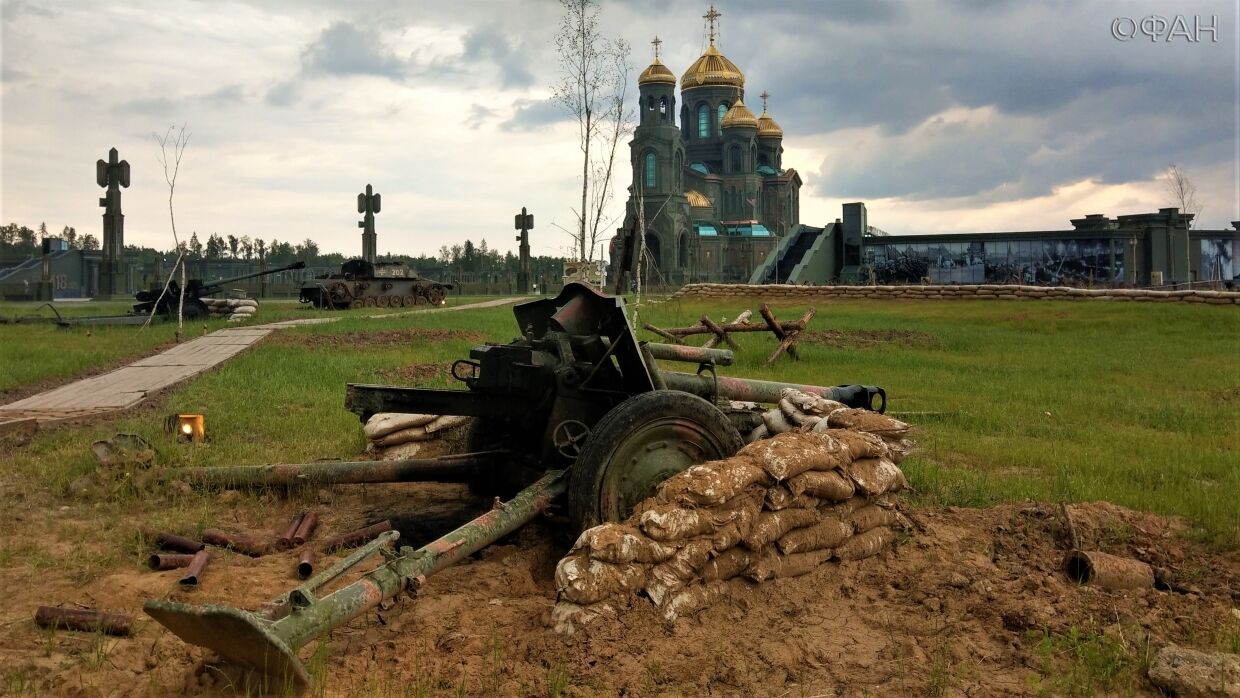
[200,297,259,322]
[670,283,1240,305]
[363,412,469,459]
[553,392,914,633]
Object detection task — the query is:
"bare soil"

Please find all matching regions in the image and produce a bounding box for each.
[1,475,1236,697]
[376,363,447,385]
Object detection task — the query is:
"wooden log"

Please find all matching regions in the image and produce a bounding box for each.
[700,315,738,350]
[643,323,683,344]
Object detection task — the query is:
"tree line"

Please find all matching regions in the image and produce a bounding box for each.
[2,221,568,279]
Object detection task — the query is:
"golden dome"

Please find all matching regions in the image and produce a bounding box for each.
[686,190,712,207]
[757,109,783,138]
[721,98,758,129]
[638,58,676,86]
[680,43,744,89]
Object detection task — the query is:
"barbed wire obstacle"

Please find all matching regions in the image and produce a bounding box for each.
[643,304,815,364]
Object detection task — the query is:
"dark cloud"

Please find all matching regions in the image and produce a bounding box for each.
[500,98,569,132]
[301,21,406,78]
[265,79,300,106]
[203,84,246,107]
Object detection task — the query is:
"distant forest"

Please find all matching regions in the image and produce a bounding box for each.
[0,221,568,278]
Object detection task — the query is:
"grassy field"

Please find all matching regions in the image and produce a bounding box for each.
[0,295,513,396]
[2,295,1237,546]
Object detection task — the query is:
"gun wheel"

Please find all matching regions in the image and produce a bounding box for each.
[567,391,742,532]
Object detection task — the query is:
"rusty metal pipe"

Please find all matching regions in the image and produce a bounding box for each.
[202,529,271,557]
[170,451,501,488]
[292,512,318,546]
[1063,550,1154,590]
[148,553,196,571]
[143,470,566,690]
[644,342,734,366]
[320,521,392,553]
[660,372,887,412]
[297,549,315,580]
[277,513,305,550]
[35,606,133,636]
[150,532,204,554]
[179,550,211,586]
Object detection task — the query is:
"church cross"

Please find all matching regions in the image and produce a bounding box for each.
[651,36,662,60]
[760,91,770,112]
[704,5,721,45]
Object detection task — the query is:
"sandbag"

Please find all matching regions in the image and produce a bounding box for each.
[640,495,756,542]
[555,552,646,605]
[835,526,895,561]
[744,508,819,550]
[762,408,794,434]
[787,469,855,501]
[827,408,910,439]
[233,299,258,308]
[764,485,820,511]
[572,524,675,564]
[374,425,433,447]
[746,424,770,443]
[815,428,890,460]
[550,600,617,635]
[657,458,770,506]
[230,306,256,315]
[661,581,732,622]
[647,539,714,606]
[779,399,816,427]
[425,414,469,435]
[702,547,753,582]
[709,500,760,550]
[847,458,908,496]
[820,495,869,518]
[777,517,853,554]
[741,432,849,480]
[850,504,898,534]
[746,549,834,582]
[364,413,438,440]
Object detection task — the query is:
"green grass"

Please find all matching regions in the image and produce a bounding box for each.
[2,296,1237,546]
[1026,625,1152,697]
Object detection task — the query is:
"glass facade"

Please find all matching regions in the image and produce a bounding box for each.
[1200,239,1237,281]
[864,238,1124,285]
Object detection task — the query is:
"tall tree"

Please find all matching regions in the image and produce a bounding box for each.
[552,0,633,262]
[227,234,239,259]
[81,234,100,250]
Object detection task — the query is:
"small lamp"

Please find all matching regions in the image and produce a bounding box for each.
[177,414,205,443]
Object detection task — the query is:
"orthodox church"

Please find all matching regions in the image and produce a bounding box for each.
[612,7,800,286]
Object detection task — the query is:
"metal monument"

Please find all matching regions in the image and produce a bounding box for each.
[96,147,130,298]
[358,184,380,265]
[147,282,887,690]
[515,206,533,293]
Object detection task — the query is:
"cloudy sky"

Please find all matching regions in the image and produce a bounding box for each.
[1,0,1236,258]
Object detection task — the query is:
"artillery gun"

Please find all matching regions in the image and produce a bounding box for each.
[298,258,454,309]
[147,283,886,690]
[133,261,306,318]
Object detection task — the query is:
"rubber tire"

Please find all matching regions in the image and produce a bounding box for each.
[567,391,743,532]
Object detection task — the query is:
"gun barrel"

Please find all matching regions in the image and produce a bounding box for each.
[170,451,501,488]
[204,261,307,289]
[659,371,886,412]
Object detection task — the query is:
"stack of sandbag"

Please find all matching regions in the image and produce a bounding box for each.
[552,402,914,634]
[363,412,470,459]
[748,388,915,462]
[201,297,259,323]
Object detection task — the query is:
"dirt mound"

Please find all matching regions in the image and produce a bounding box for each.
[272,328,482,349]
[376,362,446,384]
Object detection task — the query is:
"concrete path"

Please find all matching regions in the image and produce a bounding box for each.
[0,297,524,425]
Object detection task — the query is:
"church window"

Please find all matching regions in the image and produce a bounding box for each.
[644,152,657,188]
[697,105,710,139]
[730,147,742,173]
[717,103,728,136]
[659,96,667,117]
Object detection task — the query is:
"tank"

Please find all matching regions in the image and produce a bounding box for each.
[298,259,454,309]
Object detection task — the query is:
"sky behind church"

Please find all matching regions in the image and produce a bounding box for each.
[1,0,1236,257]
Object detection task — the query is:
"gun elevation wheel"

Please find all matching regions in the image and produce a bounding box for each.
[567,391,743,531]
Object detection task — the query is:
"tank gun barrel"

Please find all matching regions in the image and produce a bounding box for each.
[201,261,306,290]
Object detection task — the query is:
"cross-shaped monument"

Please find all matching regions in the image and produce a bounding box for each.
[704,5,721,44]
[514,207,533,294]
[357,184,381,264]
[96,147,130,298]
